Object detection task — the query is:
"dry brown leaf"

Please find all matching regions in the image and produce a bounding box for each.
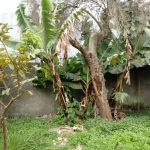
[55,23,75,65]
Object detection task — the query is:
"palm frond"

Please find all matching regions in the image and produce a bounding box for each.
[16,4,37,33]
[47,5,84,59]
[113,92,130,104]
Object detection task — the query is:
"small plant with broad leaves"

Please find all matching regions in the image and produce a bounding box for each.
[113,92,147,107]
[57,98,95,126]
[57,99,83,126]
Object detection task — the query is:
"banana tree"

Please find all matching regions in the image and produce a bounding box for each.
[13,0,84,109]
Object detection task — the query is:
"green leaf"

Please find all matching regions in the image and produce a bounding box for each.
[53,0,64,20]
[130,59,146,68]
[16,4,37,33]
[130,96,147,106]
[63,72,82,81]
[21,78,35,85]
[41,0,55,51]
[24,90,33,95]
[108,64,125,74]
[13,79,18,87]
[5,37,22,49]
[8,64,14,70]
[63,81,82,89]
[142,37,150,48]
[60,5,84,32]
[2,88,10,95]
[113,92,130,104]
[3,35,10,41]
[3,74,11,79]
[144,27,150,36]
[19,71,26,79]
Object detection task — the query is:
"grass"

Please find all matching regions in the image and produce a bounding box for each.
[1,111,150,150]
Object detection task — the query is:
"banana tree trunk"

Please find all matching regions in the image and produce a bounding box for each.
[47,56,68,109]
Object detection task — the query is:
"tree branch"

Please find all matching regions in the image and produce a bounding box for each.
[0,101,6,108]
[3,92,24,116]
[69,38,89,59]
[83,9,103,30]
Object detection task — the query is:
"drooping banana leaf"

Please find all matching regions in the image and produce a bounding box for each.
[60,5,84,33]
[108,64,125,74]
[130,59,146,68]
[5,37,22,49]
[46,4,84,53]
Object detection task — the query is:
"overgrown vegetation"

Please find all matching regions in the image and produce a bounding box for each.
[4,0,150,122]
[0,111,150,150]
[1,0,150,149]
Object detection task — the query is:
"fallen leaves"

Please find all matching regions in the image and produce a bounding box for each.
[48,125,84,147]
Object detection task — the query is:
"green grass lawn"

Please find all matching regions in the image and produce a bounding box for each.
[1,111,150,150]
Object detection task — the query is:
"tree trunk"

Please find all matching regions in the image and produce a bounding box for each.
[70,32,112,120]
[1,116,7,150]
[47,55,68,109]
[89,56,112,120]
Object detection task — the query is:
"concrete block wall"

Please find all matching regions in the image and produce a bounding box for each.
[0,63,58,117]
[105,66,150,106]
[3,85,58,117]
[1,65,150,117]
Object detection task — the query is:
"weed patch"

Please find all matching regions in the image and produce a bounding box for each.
[0,111,150,149]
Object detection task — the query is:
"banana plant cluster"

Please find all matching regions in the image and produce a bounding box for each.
[5,0,84,109]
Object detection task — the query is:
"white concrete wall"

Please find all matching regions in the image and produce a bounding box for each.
[0,0,21,39]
